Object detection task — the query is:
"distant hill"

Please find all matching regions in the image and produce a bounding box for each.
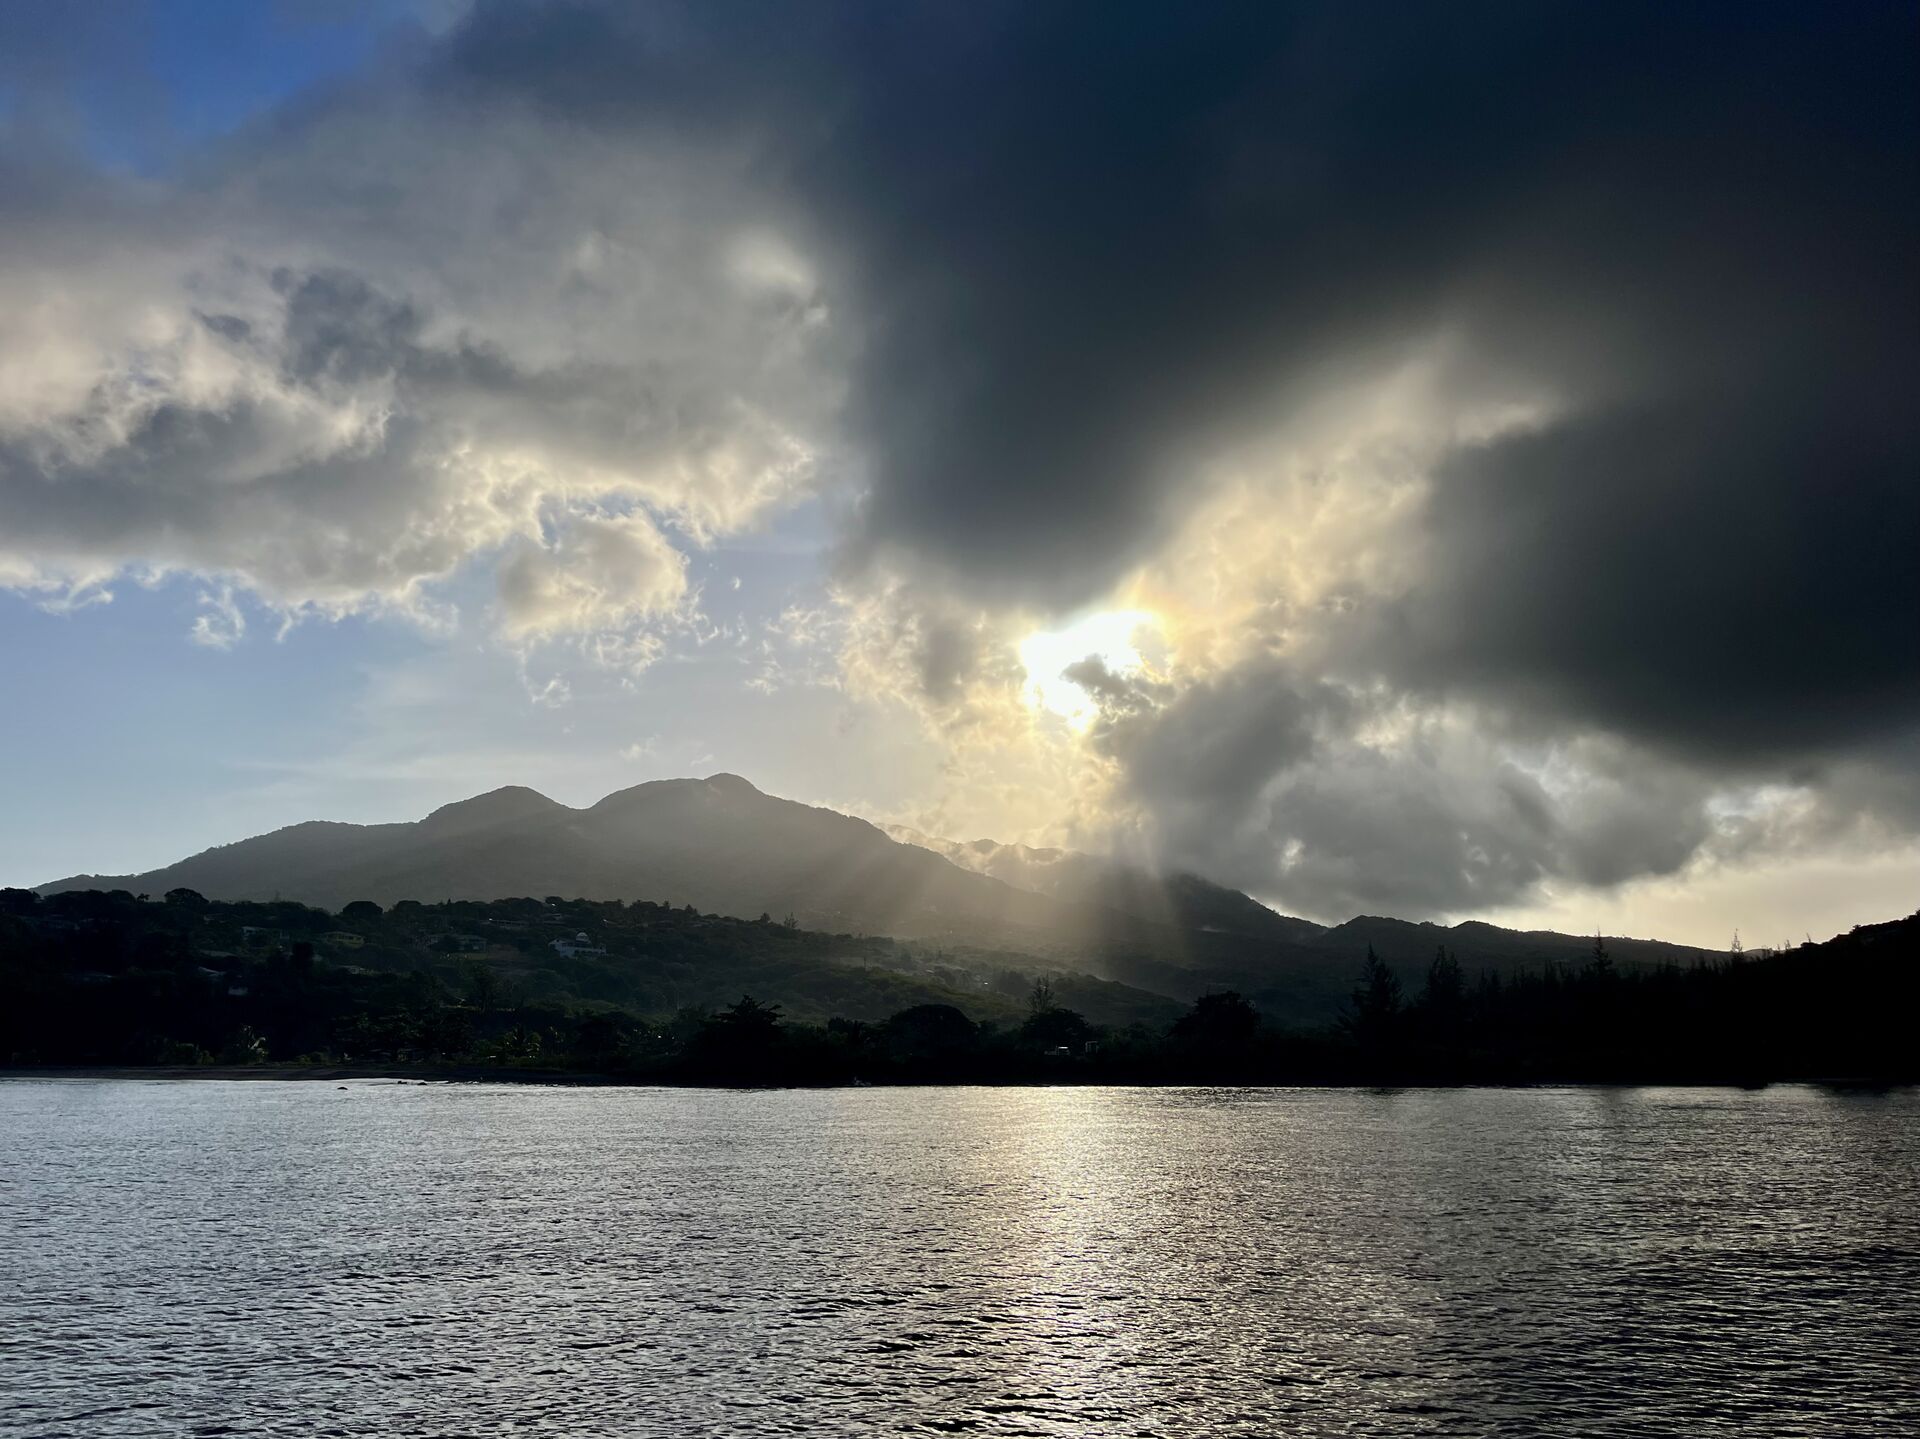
[884,826,1329,945]
[1304,915,1713,974]
[881,826,1723,1019]
[1196,915,1728,1024]
[41,773,1722,1019]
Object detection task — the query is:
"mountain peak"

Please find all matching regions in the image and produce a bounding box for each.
[587,772,769,816]
[419,785,565,834]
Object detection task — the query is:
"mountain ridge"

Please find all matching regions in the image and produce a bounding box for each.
[41,773,1722,1017]
[881,823,1328,944]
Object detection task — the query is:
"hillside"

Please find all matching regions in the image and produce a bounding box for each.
[0,887,1181,1034]
[4,886,1911,1084]
[884,826,1328,944]
[41,773,1722,1019]
[883,828,1722,1020]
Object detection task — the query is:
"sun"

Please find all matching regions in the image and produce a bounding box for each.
[1018,609,1158,729]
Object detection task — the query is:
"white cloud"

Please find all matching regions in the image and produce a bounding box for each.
[0,80,841,656]
[496,511,688,642]
[188,585,246,649]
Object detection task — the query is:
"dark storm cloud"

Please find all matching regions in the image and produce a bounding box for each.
[276,269,425,385]
[1061,655,1170,721]
[436,0,1640,590]
[820,0,1917,614]
[406,0,1920,912]
[1376,387,1920,767]
[435,0,1918,747]
[1086,659,1720,920]
[1099,661,1334,820]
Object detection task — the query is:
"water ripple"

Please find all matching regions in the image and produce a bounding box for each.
[2,1082,1916,1436]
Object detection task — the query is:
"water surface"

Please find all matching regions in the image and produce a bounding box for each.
[3,1082,1915,1436]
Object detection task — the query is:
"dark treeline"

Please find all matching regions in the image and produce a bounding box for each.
[2,887,1913,1084]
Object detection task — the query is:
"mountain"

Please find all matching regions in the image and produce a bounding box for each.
[883,826,1328,945]
[879,826,1724,1017]
[1303,916,1711,974]
[41,773,1722,1020]
[44,775,1067,946]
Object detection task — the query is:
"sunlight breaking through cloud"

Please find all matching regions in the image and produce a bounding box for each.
[1019,611,1162,731]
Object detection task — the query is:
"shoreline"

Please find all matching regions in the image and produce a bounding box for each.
[0,1064,624,1085]
[1,1065,1907,1091]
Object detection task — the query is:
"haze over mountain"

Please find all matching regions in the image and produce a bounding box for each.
[883,825,1329,947]
[43,774,1720,1016]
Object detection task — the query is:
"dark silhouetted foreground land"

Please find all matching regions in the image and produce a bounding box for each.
[3,887,1912,1085]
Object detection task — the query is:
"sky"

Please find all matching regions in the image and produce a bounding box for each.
[1,1,1915,948]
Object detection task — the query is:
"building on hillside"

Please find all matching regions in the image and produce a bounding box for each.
[550,931,607,958]
[320,931,367,949]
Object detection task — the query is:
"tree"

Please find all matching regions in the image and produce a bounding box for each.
[1016,977,1091,1050]
[711,994,782,1039]
[1587,931,1615,981]
[418,1005,473,1058]
[826,1017,879,1056]
[883,1004,978,1061]
[1345,945,1403,1045]
[1021,1004,1091,1051]
[573,1014,629,1068]
[461,959,500,1012]
[1171,991,1261,1053]
[341,900,383,923]
[163,887,208,912]
[690,995,786,1076]
[499,1025,542,1063]
[1421,947,1465,1010]
[218,1026,268,1065]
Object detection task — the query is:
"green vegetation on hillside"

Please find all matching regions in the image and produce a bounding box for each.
[2,887,1912,1084]
[0,886,1175,1069]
